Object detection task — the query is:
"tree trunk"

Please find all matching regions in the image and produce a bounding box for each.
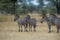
[56,0,60,14]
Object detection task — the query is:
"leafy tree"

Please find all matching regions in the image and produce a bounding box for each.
[46,0,60,14]
[16,0,28,14]
[0,0,17,14]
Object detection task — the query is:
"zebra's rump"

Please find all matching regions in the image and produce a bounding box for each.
[55,18,60,26]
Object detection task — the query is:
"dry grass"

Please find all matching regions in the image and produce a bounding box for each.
[0,13,60,40]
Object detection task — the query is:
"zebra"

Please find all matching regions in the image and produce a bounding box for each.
[28,18,37,32]
[14,14,30,32]
[40,14,60,33]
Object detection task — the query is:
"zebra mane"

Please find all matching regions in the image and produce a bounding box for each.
[50,13,57,17]
[15,14,20,18]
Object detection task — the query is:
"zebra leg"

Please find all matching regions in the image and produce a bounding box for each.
[29,25,31,32]
[57,26,59,33]
[25,24,28,32]
[29,24,31,32]
[30,26,32,32]
[21,25,23,32]
[18,25,20,32]
[29,26,30,32]
[24,25,26,32]
[33,25,36,32]
[48,25,51,33]
[29,24,32,32]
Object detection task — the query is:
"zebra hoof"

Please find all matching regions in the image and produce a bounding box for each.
[31,30,32,32]
[29,30,30,32]
[19,30,20,32]
[24,30,28,32]
[48,31,51,33]
[21,30,23,32]
[26,30,28,32]
[57,31,59,33]
[34,30,36,32]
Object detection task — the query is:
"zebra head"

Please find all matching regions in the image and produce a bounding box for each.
[14,14,20,21]
[40,16,49,23]
[26,15,31,22]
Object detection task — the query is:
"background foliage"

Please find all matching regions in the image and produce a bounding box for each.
[0,0,60,15]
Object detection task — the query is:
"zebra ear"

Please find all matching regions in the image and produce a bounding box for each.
[27,15,31,19]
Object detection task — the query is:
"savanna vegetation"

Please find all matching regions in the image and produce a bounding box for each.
[0,0,60,15]
[0,0,60,40]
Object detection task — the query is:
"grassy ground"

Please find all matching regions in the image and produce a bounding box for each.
[0,13,60,40]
